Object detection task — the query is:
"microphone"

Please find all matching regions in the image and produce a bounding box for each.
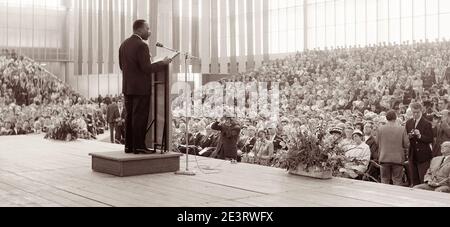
[156,42,178,53]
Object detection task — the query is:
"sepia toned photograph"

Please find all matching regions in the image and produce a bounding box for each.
[1,0,450,212]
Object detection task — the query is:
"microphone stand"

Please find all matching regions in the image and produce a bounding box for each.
[158,44,199,176]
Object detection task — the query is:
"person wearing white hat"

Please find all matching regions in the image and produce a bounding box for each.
[340,129,371,179]
[414,142,450,193]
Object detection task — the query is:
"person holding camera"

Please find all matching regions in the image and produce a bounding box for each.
[405,102,434,186]
[210,114,241,161]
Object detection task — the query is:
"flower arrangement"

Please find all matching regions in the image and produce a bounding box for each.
[280,124,346,176]
[44,117,79,141]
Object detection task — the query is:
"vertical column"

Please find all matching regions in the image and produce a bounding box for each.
[62,0,72,82]
[74,0,80,76]
[102,0,109,74]
[18,0,22,56]
[172,0,181,73]
[114,0,121,95]
[246,0,254,70]
[138,0,147,19]
[438,0,440,39]
[63,0,75,84]
[149,0,159,57]
[210,0,219,74]
[366,0,368,45]
[191,0,201,73]
[157,0,173,55]
[61,0,71,62]
[82,0,89,76]
[229,0,237,74]
[82,0,89,96]
[254,0,262,68]
[87,0,93,75]
[263,0,269,62]
[120,0,126,42]
[219,0,228,74]
[133,0,138,20]
[238,0,246,73]
[200,0,211,73]
[304,0,308,50]
[98,0,104,74]
[109,0,114,73]
[93,0,99,76]
[127,0,133,35]
[31,0,36,59]
[93,0,99,97]
[181,0,190,73]
[77,0,83,75]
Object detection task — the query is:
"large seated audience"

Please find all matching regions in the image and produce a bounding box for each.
[172,40,450,190]
[0,49,109,140]
[2,38,450,191]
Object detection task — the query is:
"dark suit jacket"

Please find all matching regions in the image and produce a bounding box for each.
[366,136,379,161]
[189,133,205,146]
[433,122,450,157]
[242,137,257,153]
[405,117,434,164]
[272,135,287,151]
[199,134,217,148]
[106,103,119,124]
[119,35,165,95]
[15,128,27,135]
[211,122,241,159]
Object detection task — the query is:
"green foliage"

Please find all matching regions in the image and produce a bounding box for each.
[280,125,345,175]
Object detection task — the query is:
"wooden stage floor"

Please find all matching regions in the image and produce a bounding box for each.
[1,134,450,207]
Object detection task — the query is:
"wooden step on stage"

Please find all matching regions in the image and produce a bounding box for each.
[1,134,450,207]
[90,152,182,177]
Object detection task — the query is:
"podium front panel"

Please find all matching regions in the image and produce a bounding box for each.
[146,65,170,151]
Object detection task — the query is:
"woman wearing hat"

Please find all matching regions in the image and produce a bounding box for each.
[327,126,344,148]
[340,129,371,179]
[340,126,355,152]
[252,129,274,166]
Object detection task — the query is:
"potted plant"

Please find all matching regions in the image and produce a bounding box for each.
[281,126,345,179]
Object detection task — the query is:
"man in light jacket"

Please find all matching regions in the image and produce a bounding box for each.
[414,141,450,193]
[378,110,410,186]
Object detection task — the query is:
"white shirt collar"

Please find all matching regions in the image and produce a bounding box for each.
[133,34,143,41]
[415,117,421,128]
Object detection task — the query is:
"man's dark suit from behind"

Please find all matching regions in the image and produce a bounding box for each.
[119,20,170,154]
[106,101,119,143]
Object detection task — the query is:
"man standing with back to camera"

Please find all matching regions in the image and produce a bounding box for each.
[119,19,172,154]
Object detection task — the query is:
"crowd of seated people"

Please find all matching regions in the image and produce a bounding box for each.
[172,40,450,190]
[0,49,108,140]
[3,39,449,191]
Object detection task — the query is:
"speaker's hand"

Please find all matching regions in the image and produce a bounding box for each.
[163,57,172,64]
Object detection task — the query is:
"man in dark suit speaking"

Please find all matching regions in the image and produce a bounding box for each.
[119,19,172,154]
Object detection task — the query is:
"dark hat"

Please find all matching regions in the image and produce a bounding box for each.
[352,130,364,137]
[329,127,343,135]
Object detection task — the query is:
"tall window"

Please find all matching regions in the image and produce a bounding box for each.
[303,0,450,50]
[0,0,67,61]
[269,0,304,54]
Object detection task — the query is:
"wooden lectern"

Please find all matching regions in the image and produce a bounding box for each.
[146,63,171,153]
